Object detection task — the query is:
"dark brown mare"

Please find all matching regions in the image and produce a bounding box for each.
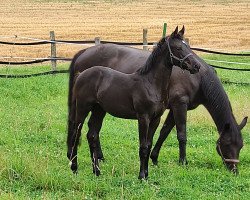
[67,27,201,179]
[67,28,248,174]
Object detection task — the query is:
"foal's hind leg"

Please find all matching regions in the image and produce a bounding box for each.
[150,110,175,165]
[68,106,90,173]
[87,113,105,161]
[87,105,106,176]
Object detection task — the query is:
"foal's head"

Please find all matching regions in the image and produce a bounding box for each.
[166,26,200,74]
[216,117,248,174]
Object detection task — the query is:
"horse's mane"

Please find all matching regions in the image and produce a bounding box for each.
[137,37,167,75]
[201,66,238,135]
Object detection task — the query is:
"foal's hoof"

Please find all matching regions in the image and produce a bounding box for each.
[70,163,78,173]
[98,152,105,161]
[179,158,188,165]
[138,172,148,180]
[93,169,101,176]
[98,157,105,162]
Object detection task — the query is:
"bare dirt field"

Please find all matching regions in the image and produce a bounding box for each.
[0,0,249,60]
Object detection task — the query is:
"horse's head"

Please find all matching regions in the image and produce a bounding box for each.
[216,117,248,174]
[166,26,200,74]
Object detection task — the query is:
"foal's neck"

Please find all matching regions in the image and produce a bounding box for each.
[143,57,173,98]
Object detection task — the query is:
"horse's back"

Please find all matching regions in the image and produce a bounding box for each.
[74,43,150,73]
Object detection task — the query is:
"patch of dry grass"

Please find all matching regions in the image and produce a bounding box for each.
[0,0,249,60]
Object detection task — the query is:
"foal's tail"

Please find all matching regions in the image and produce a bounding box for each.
[67,49,86,148]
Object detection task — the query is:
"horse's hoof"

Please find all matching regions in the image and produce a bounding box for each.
[150,154,158,165]
[151,158,158,166]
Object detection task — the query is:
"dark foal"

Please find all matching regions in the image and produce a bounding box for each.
[67,27,247,174]
[67,26,200,179]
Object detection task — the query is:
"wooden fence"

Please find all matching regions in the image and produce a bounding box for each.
[0,29,249,72]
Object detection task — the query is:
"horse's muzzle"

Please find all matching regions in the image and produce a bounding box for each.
[226,163,239,175]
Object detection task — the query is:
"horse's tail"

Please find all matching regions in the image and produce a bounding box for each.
[67,49,86,149]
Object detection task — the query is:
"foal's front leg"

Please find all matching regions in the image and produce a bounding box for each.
[138,115,150,179]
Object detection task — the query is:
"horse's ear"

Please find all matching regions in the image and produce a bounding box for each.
[238,116,248,130]
[171,26,178,38]
[178,25,185,37]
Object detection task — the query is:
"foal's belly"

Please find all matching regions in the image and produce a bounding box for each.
[96,91,137,119]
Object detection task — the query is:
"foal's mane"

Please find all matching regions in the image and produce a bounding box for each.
[137,37,167,75]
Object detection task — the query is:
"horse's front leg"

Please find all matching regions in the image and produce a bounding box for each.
[138,115,150,180]
[150,110,175,165]
[172,103,188,165]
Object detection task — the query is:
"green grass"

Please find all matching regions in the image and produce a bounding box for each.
[0,61,249,199]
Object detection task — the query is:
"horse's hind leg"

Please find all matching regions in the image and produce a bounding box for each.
[144,117,161,177]
[68,104,90,173]
[150,110,175,165]
[172,104,188,165]
[87,105,106,176]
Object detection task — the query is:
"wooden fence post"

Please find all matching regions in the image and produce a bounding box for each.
[95,37,101,45]
[143,28,148,51]
[162,22,167,38]
[50,31,57,71]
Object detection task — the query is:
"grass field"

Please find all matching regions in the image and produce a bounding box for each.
[0,0,250,199]
[0,56,249,199]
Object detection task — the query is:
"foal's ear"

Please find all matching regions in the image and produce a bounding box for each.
[178,25,185,38]
[239,116,248,130]
[171,26,179,38]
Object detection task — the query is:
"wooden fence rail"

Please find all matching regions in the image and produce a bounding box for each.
[0,29,249,72]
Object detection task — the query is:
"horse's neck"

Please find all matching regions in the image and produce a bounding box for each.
[205,103,235,132]
[201,71,236,132]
